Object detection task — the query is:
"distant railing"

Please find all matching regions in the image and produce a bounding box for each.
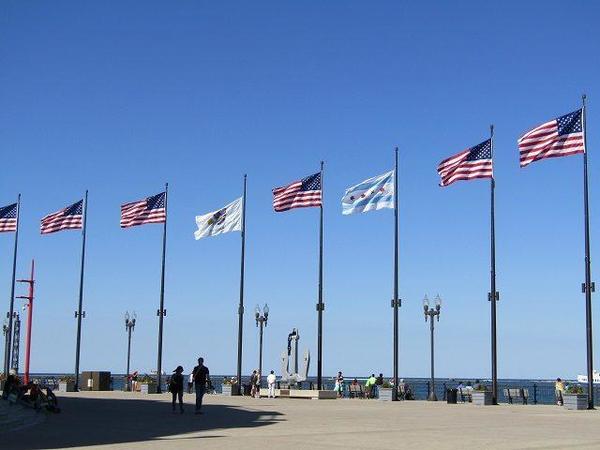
[29,373,600,406]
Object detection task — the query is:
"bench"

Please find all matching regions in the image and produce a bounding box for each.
[504,388,528,405]
[348,384,365,398]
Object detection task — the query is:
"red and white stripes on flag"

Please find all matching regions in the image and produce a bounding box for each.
[120,192,166,228]
[272,172,322,212]
[0,203,18,232]
[518,108,585,167]
[41,200,83,234]
[437,139,493,187]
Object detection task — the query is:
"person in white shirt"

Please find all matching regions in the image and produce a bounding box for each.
[267,370,277,398]
[188,372,194,394]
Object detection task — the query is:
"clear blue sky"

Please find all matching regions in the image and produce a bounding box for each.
[1,0,599,380]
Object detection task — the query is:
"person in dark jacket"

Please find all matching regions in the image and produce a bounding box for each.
[192,357,210,414]
[169,366,185,413]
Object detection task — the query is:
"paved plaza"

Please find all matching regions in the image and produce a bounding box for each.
[3,391,600,449]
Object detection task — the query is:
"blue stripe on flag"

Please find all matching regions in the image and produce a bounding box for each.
[342,170,395,215]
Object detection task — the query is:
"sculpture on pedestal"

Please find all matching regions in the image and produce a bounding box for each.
[280,328,310,386]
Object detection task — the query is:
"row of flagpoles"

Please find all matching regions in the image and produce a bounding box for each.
[0,97,594,407]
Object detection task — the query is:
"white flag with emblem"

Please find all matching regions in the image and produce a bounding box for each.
[341,170,394,215]
[194,197,242,240]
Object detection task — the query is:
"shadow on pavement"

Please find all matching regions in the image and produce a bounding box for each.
[3,395,284,449]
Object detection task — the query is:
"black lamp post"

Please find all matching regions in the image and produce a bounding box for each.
[255,304,269,385]
[423,294,442,401]
[2,319,8,370]
[125,311,136,391]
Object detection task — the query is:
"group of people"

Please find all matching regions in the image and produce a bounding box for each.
[333,371,412,399]
[2,369,60,412]
[249,370,277,398]
[167,357,210,414]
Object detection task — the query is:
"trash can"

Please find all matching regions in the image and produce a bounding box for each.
[447,388,458,404]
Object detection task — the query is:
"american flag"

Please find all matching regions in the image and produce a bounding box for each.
[0,203,18,233]
[273,172,322,212]
[437,139,493,187]
[41,200,83,234]
[518,108,585,167]
[121,192,166,228]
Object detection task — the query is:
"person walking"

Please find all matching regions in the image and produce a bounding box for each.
[187,372,194,394]
[254,371,262,398]
[192,357,210,414]
[334,371,344,398]
[250,370,258,398]
[169,366,185,414]
[555,377,565,406]
[267,370,277,398]
[365,374,377,399]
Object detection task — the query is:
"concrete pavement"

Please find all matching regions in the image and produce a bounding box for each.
[3,391,600,449]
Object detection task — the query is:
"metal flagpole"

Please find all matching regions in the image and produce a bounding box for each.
[489,126,499,405]
[392,148,400,401]
[317,161,325,390]
[4,194,20,375]
[581,94,595,409]
[156,183,168,393]
[236,174,247,395]
[74,190,88,391]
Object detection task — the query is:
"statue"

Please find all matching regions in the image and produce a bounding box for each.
[280,328,310,386]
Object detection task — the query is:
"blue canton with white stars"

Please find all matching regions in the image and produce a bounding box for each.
[466,139,492,161]
[146,192,166,210]
[301,173,322,191]
[0,203,17,219]
[557,109,583,136]
[64,200,83,216]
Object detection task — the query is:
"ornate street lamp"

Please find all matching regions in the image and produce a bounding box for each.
[255,304,269,386]
[2,319,9,372]
[125,311,136,391]
[424,294,442,401]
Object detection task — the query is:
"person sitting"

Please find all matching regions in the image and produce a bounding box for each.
[2,369,20,400]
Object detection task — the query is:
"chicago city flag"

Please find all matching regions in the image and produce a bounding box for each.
[341,170,394,215]
[194,197,243,240]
